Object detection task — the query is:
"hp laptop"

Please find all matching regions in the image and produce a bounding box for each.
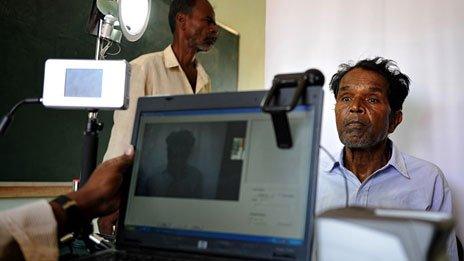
[87,88,323,260]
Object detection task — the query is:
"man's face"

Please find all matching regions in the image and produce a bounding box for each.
[184,0,218,52]
[335,68,401,148]
[167,145,191,166]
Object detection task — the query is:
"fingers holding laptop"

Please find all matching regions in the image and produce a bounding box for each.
[98,210,120,235]
[67,145,135,219]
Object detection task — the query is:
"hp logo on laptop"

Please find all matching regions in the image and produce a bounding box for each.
[197,240,208,249]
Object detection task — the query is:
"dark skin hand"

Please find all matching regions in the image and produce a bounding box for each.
[335,68,402,182]
[50,146,134,237]
[98,210,119,235]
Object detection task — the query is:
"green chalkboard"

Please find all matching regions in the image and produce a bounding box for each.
[0,0,239,182]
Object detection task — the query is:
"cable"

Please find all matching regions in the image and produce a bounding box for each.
[1,98,42,136]
[106,42,121,56]
[319,145,337,163]
[100,40,122,58]
[319,145,349,208]
[99,39,112,59]
[99,39,121,59]
[7,98,42,115]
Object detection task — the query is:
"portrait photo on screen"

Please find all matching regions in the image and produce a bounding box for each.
[64,68,103,98]
[135,121,247,201]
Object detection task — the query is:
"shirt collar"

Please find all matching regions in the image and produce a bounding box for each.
[388,141,410,179]
[322,149,342,173]
[162,45,209,93]
[323,140,410,179]
[163,45,181,68]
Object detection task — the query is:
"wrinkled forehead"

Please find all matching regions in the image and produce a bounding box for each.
[339,68,389,93]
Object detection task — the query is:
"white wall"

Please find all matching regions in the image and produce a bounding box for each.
[266,0,464,239]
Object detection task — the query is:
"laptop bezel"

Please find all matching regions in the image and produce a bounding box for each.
[115,89,324,260]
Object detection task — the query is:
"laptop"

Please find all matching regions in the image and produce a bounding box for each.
[86,88,323,260]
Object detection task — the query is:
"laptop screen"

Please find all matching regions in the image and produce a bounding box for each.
[125,106,314,239]
[120,90,323,260]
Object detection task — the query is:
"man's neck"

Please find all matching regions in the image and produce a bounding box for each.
[167,164,188,178]
[343,140,391,183]
[171,39,197,69]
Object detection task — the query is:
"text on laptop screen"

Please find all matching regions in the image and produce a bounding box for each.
[124,106,315,245]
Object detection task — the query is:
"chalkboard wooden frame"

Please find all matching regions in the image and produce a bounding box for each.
[0,182,72,198]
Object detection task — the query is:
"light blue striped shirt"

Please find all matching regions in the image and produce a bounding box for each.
[316,141,458,260]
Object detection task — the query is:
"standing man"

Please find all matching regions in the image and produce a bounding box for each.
[104,0,219,160]
[316,57,457,260]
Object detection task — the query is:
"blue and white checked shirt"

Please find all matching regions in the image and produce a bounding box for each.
[316,140,458,260]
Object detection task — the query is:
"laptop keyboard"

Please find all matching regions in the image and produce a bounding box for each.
[96,253,183,260]
[83,250,239,261]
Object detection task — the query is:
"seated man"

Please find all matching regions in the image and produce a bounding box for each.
[316,57,457,260]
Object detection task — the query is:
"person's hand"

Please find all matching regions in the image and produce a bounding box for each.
[98,210,119,235]
[67,146,134,219]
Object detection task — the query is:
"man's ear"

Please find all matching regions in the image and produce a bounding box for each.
[176,13,187,31]
[388,110,403,133]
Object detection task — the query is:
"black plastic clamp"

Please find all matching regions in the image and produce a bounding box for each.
[261,69,324,149]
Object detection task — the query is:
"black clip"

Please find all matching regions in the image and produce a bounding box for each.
[261,69,324,149]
